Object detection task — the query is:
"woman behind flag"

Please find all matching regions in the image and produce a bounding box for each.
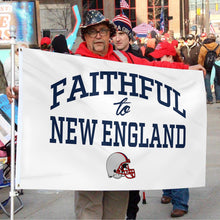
[149,41,189,218]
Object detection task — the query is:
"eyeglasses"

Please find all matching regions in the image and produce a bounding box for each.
[86,28,109,38]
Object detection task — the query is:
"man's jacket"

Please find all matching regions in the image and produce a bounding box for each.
[180,43,201,66]
[198,41,220,67]
[75,42,189,70]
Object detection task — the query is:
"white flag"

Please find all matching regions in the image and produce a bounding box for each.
[16,49,207,191]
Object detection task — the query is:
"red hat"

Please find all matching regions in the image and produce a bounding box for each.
[149,41,176,59]
[40,37,51,46]
[171,39,178,48]
[201,32,207,38]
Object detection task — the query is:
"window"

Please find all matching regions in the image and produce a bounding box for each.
[147,0,169,32]
[82,0,104,23]
[115,0,136,27]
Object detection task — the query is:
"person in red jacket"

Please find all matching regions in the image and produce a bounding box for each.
[150,41,189,218]
[74,10,205,220]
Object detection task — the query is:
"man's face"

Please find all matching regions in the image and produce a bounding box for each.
[187,38,195,46]
[178,39,185,46]
[112,31,130,51]
[84,24,110,56]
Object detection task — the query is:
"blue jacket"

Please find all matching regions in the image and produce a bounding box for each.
[211,59,220,85]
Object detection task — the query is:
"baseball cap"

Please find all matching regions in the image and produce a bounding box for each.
[112,14,132,38]
[201,32,207,38]
[40,37,51,46]
[149,41,176,59]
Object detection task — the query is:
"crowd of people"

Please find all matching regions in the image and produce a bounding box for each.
[1,9,218,220]
[131,30,220,104]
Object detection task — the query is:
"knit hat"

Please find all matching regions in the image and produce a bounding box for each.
[186,34,195,40]
[80,10,116,40]
[149,41,176,59]
[207,33,216,41]
[52,34,69,54]
[112,14,132,39]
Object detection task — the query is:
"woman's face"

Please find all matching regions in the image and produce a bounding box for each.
[15,44,28,55]
[160,55,174,62]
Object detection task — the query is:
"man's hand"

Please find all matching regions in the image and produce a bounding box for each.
[6,86,19,104]
[189,64,206,77]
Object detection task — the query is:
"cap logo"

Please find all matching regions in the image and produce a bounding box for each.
[155,43,162,51]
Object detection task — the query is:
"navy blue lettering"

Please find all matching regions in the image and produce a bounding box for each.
[149,123,162,148]
[67,75,89,102]
[118,72,138,97]
[50,78,66,110]
[128,122,138,147]
[114,98,131,116]
[50,116,65,143]
[139,123,148,147]
[66,117,77,144]
[113,121,127,146]
[155,80,172,107]
[176,125,186,148]
[162,124,175,148]
[102,120,112,146]
[90,72,99,96]
[79,119,97,145]
[100,71,117,95]
[173,89,186,118]
[139,75,154,100]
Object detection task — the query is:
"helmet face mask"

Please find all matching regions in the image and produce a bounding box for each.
[115,162,135,179]
[106,152,136,179]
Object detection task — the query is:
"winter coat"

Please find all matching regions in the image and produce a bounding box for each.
[180,42,201,65]
[211,59,220,85]
[75,42,189,70]
[198,41,220,68]
[127,44,143,58]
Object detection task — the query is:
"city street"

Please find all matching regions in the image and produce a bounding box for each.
[1,103,220,219]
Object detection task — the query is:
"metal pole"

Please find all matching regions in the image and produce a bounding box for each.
[9,25,16,220]
[182,0,185,37]
[202,0,204,32]
[161,0,164,30]
[195,0,197,25]
[184,0,189,35]
[180,0,183,36]
[205,0,210,33]
[153,0,155,28]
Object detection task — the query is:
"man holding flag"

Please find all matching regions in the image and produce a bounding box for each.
[73,10,205,220]
[6,9,206,220]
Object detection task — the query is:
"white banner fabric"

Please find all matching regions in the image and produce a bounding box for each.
[16,48,207,190]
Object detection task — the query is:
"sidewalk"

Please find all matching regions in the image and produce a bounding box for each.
[1,103,220,220]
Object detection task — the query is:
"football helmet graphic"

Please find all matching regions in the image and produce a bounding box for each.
[106,152,135,179]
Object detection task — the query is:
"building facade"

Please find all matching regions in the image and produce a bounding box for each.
[39,0,188,39]
[189,0,220,35]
